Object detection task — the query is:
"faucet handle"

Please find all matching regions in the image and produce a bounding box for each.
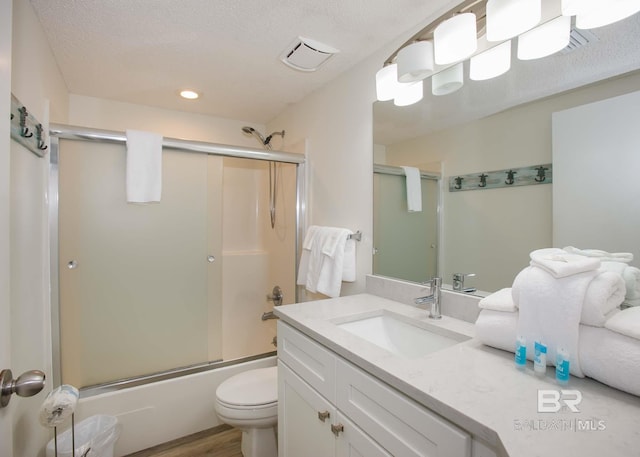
[452,273,475,290]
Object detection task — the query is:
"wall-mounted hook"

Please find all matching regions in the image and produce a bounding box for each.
[505,170,517,185]
[454,176,464,190]
[18,106,33,138]
[478,173,488,188]
[535,166,548,182]
[35,124,48,151]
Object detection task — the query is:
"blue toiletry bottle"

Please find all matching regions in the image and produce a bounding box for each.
[515,335,527,370]
[534,340,547,376]
[556,348,570,384]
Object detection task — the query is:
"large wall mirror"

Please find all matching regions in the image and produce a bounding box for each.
[373,12,640,294]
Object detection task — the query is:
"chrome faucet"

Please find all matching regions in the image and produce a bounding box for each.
[414,277,442,319]
[452,273,476,292]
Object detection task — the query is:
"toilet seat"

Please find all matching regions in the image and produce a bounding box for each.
[216,366,277,407]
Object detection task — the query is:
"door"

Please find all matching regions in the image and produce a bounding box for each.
[0,0,13,454]
[278,361,336,457]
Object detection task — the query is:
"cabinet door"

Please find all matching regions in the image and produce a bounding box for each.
[335,412,391,457]
[279,361,336,457]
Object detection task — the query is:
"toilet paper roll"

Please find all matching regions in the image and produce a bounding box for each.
[39,384,79,428]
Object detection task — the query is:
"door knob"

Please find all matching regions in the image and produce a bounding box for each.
[0,369,46,407]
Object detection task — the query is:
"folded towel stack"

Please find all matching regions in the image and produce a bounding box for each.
[297,226,356,298]
[476,247,640,395]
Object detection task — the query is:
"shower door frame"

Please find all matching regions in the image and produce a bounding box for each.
[48,124,306,393]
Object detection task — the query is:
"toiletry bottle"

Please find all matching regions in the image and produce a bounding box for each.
[515,335,527,370]
[556,348,570,385]
[534,340,547,376]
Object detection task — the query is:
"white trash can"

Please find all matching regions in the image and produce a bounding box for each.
[46,414,121,457]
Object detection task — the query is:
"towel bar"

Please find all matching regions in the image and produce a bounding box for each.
[348,231,362,242]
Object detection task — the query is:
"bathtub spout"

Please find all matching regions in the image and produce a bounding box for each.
[261,311,279,321]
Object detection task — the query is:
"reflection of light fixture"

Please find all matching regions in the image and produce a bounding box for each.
[560,0,597,16]
[376,64,400,101]
[397,41,434,82]
[575,0,640,29]
[518,16,571,60]
[470,41,511,80]
[486,0,541,42]
[394,81,424,106]
[432,63,464,96]
[434,13,477,65]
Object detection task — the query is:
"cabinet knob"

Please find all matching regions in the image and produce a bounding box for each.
[331,423,344,437]
[317,410,330,422]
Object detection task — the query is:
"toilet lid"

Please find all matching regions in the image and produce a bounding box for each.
[216,366,278,406]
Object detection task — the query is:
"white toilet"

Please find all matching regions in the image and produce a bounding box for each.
[215,366,278,457]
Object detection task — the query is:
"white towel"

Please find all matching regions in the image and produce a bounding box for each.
[478,288,517,313]
[400,166,422,212]
[580,325,640,397]
[513,265,596,376]
[126,129,163,203]
[341,238,357,282]
[529,248,600,278]
[605,306,640,340]
[581,271,626,327]
[297,226,352,298]
[623,297,640,307]
[564,246,633,263]
[475,309,519,353]
[599,262,640,300]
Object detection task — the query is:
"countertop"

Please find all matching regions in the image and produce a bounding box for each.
[274,293,640,457]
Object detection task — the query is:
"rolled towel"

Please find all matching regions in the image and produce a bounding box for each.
[564,246,633,263]
[475,309,518,353]
[623,266,640,299]
[580,325,640,397]
[39,384,79,428]
[623,297,640,307]
[478,288,517,312]
[605,306,640,340]
[530,248,600,278]
[581,271,626,327]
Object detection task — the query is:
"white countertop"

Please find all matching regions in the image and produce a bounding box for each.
[275,293,640,457]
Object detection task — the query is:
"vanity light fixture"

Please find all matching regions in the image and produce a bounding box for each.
[179,90,199,100]
[574,0,640,30]
[518,15,571,60]
[375,0,640,104]
[434,13,478,65]
[432,62,464,96]
[376,64,401,101]
[470,40,511,80]
[486,0,541,42]
[397,41,435,82]
[394,81,424,106]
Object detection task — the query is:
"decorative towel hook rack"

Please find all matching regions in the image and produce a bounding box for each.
[449,163,552,192]
[9,94,48,158]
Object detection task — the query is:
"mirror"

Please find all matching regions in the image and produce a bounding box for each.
[373,14,640,294]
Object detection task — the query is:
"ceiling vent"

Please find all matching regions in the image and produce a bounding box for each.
[560,28,599,54]
[280,37,340,72]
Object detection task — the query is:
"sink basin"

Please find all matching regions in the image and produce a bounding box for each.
[336,311,467,359]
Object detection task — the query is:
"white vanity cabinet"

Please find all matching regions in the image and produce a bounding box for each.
[278,321,472,457]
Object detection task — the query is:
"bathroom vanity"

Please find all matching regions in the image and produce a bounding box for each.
[275,292,640,457]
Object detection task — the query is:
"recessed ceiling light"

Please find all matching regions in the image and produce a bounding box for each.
[179,90,199,100]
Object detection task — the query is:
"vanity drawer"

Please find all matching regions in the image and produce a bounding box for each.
[336,359,471,457]
[278,322,337,402]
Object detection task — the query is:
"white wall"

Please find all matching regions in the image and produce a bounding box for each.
[9,0,69,456]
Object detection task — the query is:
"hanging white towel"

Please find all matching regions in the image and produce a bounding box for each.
[297,226,353,298]
[400,166,422,212]
[126,129,163,203]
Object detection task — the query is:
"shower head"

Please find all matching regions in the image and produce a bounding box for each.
[241,126,267,144]
[264,130,285,146]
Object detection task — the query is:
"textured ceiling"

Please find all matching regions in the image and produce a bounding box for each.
[28,0,452,124]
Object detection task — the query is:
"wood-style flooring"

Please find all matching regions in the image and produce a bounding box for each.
[124,424,242,457]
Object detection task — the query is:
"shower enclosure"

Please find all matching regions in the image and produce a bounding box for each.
[49,125,305,391]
